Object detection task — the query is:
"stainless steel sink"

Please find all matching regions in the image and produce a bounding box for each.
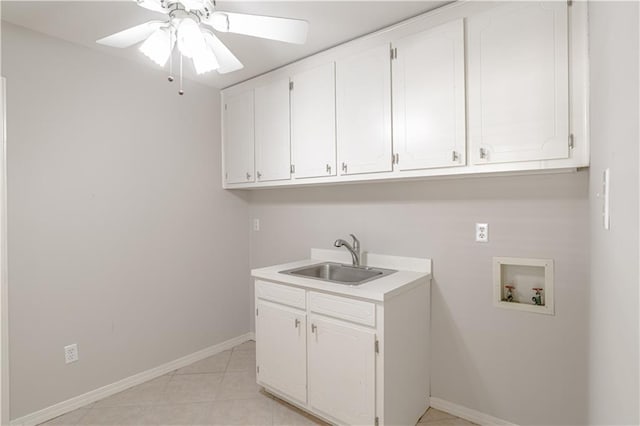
[280,262,396,286]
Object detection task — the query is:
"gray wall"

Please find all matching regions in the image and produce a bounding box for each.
[3,2,639,424]
[2,23,250,419]
[249,171,590,425]
[587,2,640,424]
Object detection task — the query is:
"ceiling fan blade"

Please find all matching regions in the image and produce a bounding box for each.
[205,12,308,45]
[96,21,166,48]
[202,32,244,74]
[132,0,168,14]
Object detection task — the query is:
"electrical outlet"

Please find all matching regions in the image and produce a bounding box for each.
[64,343,78,364]
[476,223,489,242]
[253,218,260,231]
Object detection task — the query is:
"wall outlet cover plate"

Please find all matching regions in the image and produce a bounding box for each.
[476,223,489,242]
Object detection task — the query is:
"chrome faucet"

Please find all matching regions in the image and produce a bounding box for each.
[334,234,361,267]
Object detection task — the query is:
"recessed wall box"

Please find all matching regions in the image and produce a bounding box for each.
[493,257,554,315]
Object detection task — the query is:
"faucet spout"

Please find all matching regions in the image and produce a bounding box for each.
[334,234,361,267]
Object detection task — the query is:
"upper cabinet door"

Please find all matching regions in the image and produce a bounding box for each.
[392,19,466,171]
[336,44,392,175]
[255,78,291,182]
[468,2,569,165]
[223,90,255,184]
[291,63,337,179]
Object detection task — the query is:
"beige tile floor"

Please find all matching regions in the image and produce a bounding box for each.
[41,341,475,426]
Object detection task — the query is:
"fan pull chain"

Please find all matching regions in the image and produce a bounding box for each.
[179,54,184,95]
[168,27,174,83]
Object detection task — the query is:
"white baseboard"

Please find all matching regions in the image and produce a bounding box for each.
[10,332,254,426]
[430,397,518,426]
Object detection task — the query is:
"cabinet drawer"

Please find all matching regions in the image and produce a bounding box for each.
[256,280,306,310]
[309,292,375,327]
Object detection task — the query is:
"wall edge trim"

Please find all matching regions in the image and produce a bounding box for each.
[430,397,518,426]
[10,332,254,426]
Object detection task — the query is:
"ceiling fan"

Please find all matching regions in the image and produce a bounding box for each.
[97,0,309,94]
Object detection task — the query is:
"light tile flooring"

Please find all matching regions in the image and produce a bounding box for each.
[41,341,475,426]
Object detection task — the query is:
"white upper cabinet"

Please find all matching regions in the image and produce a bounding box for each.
[223,90,254,184]
[255,78,291,182]
[221,1,588,189]
[392,19,466,171]
[336,44,393,175]
[468,2,570,165]
[291,63,337,179]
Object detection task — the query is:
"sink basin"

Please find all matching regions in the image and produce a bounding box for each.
[280,262,396,286]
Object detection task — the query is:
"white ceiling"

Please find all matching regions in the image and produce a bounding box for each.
[1,0,449,88]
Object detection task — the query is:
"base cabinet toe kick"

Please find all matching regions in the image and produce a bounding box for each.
[253,278,431,425]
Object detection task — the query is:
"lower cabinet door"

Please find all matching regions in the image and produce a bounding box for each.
[256,300,307,404]
[308,315,376,425]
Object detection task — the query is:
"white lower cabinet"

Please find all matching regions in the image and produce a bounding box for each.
[255,279,430,426]
[308,315,376,425]
[255,300,307,404]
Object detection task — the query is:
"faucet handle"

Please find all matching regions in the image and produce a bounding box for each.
[349,234,360,251]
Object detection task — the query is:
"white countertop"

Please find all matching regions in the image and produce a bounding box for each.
[251,249,432,302]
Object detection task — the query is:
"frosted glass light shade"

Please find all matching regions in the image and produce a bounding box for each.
[193,44,219,74]
[177,18,206,59]
[139,27,174,67]
[202,31,243,73]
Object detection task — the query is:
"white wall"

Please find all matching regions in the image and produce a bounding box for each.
[587,2,640,424]
[249,171,590,425]
[0,13,10,426]
[1,23,251,419]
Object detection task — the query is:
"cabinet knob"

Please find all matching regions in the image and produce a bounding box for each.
[294,318,300,328]
[326,164,332,174]
[246,172,252,180]
[479,148,488,159]
[452,151,459,162]
[341,163,347,174]
[257,171,262,180]
[311,324,317,333]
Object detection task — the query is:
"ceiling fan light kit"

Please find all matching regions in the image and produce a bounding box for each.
[139,26,173,66]
[96,0,309,95]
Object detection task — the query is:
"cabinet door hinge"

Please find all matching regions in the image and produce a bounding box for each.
[290,164,295,174]
[375,416,379,426]
[390,47,397,60]
[375,339,379,354]
[256,308,259,316]
[225,172,228,180]
[569,133,575,149]
[289,81,294,91]
[256,365,259,374]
